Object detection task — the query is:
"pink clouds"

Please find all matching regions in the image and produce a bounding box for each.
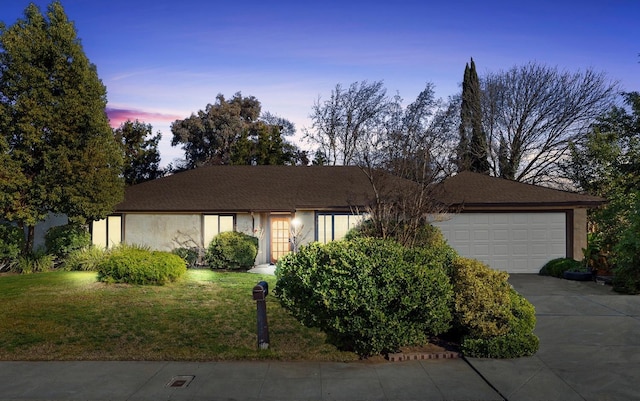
[106,107,185,128]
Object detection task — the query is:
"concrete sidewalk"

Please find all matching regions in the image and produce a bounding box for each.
[0,275,639,400]
[0,359,500,401]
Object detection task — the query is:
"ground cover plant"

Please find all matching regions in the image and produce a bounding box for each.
[0,270,358,361]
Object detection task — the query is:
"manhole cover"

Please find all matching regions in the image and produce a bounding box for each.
[166,375,195,388]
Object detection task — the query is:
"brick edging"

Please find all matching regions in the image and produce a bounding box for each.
[387,351,460,362]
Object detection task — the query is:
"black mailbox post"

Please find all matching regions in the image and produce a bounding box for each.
[252,281,270,350]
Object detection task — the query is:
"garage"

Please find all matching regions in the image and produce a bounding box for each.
[433,172,605,274]
[434,212,567,273]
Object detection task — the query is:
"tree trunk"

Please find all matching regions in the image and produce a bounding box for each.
[24,225,35,255]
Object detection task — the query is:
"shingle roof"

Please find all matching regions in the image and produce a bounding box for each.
[435,171,605,208]
[114,167,605,213]
[115,165,380,212]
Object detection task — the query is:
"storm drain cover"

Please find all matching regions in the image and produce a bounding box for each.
[166,375,195,388]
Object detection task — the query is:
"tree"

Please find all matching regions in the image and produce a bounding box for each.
[481,62,617,184]
[306,80,454,246]
[305,80,389,166]
[457,58,489,174]
[170,93,303,169]
[114,120,163,185]
[567,92,640,257]
[0,1,124,253]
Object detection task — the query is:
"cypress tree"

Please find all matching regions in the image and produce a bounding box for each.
[458,58,489,174]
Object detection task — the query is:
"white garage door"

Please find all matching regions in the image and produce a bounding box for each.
[434,212,566,273]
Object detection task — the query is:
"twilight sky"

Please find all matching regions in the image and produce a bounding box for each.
[2,0,638,166]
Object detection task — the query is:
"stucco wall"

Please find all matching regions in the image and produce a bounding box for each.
[573,208,588,261]
[125,214,201,251]
[294,211,315,246]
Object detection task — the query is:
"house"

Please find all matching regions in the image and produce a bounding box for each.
[91,166,604,273]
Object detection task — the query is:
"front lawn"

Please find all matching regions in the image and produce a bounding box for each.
[0,270,358,361]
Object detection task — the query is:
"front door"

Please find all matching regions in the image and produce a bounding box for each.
[270,217,290,263]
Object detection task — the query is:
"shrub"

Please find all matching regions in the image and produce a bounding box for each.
[45,224,91,258]
[12,250,55,274]
[61,246,108,271]
[172,247,200,268]
[448,257,539,358]
[205,231,258,270]
[612,198,640,294]
[97,245,187,285]
[276,237,453,358]
[539,257,585,277]
[0,223,25,271]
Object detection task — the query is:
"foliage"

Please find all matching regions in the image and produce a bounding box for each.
[11,250,55,274]
[0,2,124,253]
[114,120,164,185]
[568,92,640,291]
[539,257,586,277]
[97,245,186,285]
[612,193,640,294]
[170,93,304,170]
[172,247,199,268]
[458,58,489,174]
[44,224,91,258]
[0,223,25,270]
[481,62,617,184]
[205,231,258,270]
[60,246,107,271]
[275,238,454,358]
[448,257,539,358]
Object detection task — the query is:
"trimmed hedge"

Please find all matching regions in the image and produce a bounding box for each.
[97,246,187,285]
[205,231,258,270]
[449,257,539,358]
[276,237,453,358]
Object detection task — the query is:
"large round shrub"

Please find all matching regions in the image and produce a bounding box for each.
[97,245,187,285]
[449,257,539,358]
[45,224,91,258]
[205,231,258,270]
[275,237,453,358]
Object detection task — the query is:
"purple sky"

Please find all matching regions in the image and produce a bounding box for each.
[2,0,638,166]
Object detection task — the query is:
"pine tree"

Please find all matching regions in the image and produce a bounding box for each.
[0,1,124,252]
[457,58,489,174]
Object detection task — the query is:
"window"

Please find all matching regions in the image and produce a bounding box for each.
[91,215,122,248]
[203,214,235,246]
[316,213,364,243]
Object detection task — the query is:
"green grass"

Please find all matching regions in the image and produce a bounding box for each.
[0,270,358,361]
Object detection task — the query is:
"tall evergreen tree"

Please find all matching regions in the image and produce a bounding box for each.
[0,1,124,253]
[457,58,489,174]
[114,120,163,185]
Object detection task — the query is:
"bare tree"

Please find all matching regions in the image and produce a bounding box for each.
[481,62,618,185]
[305,81,389,165]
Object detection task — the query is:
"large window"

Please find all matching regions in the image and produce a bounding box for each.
[203,214,235,247]
[91,215,122,248]
[316,213,364,243]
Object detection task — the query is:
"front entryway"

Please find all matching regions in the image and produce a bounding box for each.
[270,217,290,263]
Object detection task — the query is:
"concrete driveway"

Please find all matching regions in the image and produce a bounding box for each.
[468,274,640,401]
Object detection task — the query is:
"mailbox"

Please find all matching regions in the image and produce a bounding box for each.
[252,280,270,349]
[252,281,268,300]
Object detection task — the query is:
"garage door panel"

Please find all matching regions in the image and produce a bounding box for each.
[435,212,567,273]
